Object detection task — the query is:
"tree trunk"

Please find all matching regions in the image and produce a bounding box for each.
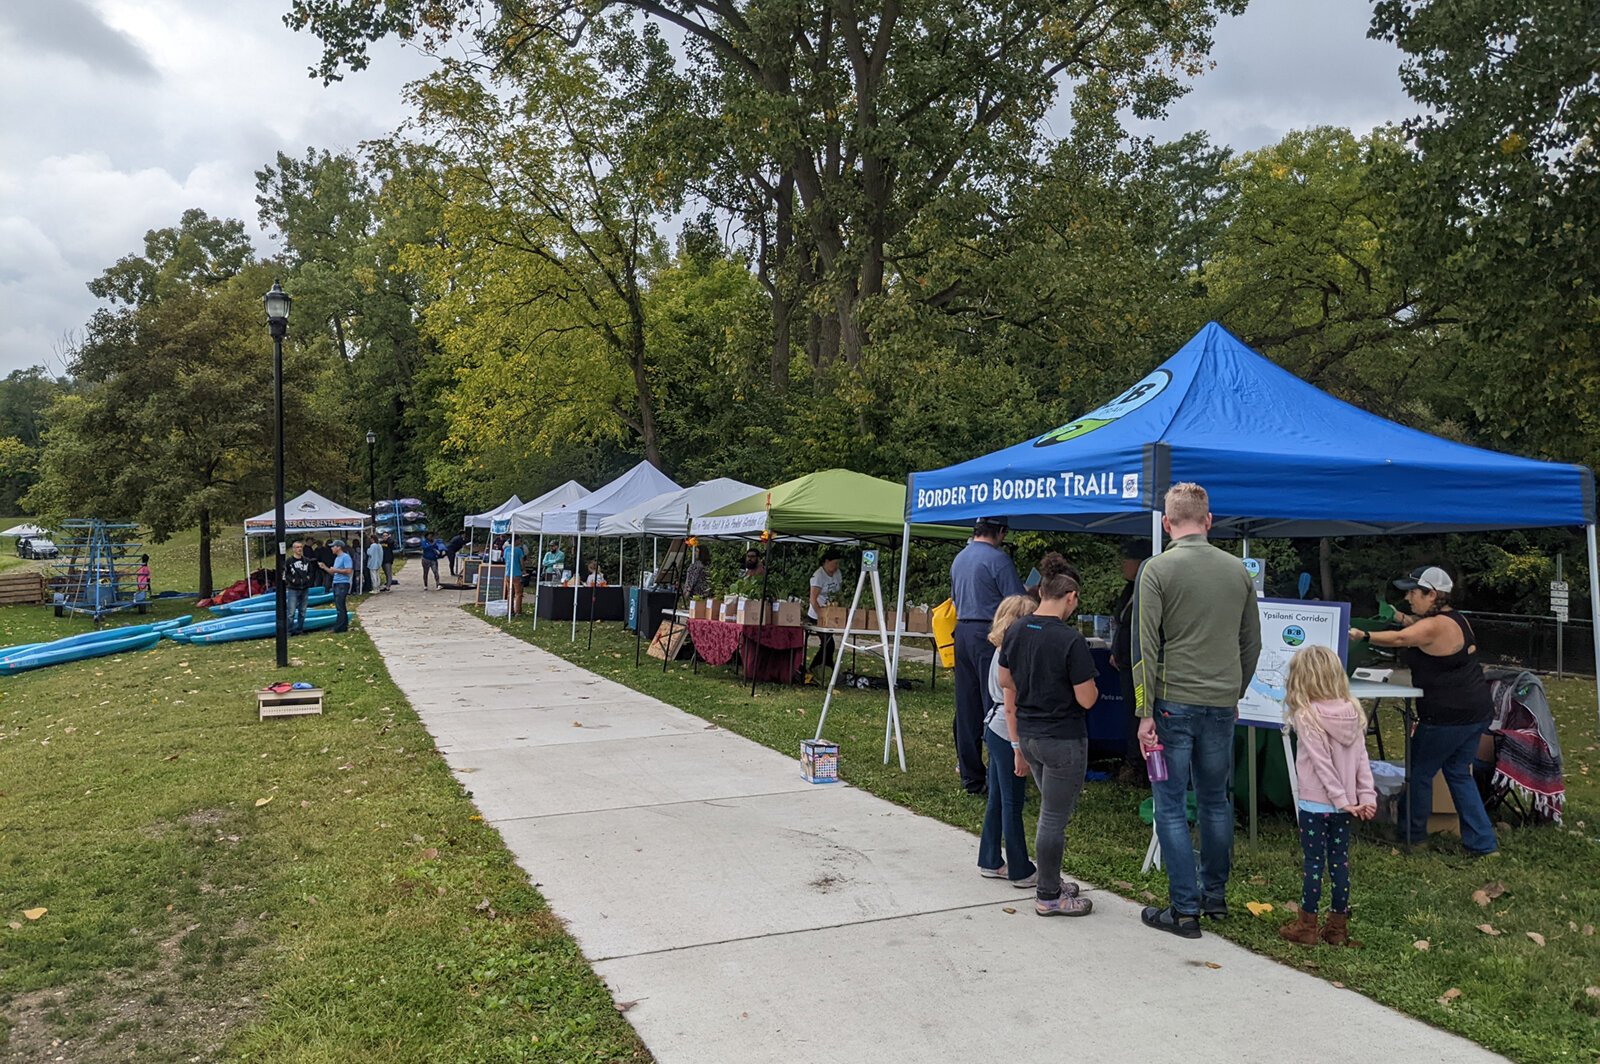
[1319,536,1335,601]
[625,285,662,469]
[768,174,794,391]
[198,507,214,599]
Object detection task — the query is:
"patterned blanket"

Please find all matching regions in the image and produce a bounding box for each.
[1486,670,1564,824]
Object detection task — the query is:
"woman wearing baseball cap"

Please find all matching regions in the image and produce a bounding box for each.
[1348,566,1497,855]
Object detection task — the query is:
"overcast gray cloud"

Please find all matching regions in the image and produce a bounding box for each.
[0,0,1418,378]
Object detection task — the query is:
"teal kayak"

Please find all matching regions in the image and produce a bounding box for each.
[0,630,162,675]
[167,610,337,642]
[0,616,190,659]
[180,612,338,644]
[209,589,332,615]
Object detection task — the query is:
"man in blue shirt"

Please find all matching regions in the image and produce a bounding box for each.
[322,540,354,632]
[507,538,527,615]
[421,533,442,590]
[950,518,1027,794]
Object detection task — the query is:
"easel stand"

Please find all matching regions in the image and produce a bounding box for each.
[812,560,907,771]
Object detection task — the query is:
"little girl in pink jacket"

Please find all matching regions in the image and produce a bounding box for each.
[1278,645,1376,947]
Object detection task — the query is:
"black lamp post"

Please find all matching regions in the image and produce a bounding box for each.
[366,430,377,512]
[264,280,291,669]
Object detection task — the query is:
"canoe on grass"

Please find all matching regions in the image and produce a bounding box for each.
[166,609,337,642]
[208,589,333,615]
[179,611,339,644]
[0,631,162,675]
[0,616,191,660]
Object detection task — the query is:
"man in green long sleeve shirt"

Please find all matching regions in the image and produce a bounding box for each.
[1130,482,1261,939]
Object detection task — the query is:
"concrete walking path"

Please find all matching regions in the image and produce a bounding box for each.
[359,581,1502,1063]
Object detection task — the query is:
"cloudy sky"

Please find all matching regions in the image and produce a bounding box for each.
[0,0,1417,377]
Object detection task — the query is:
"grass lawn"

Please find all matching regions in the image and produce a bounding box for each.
[0,598,649,1063]
[507,614,1600,1064]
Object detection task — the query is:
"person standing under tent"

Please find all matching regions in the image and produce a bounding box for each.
[739,549,766,580]
[446,532,466,576]
[682,545,712,596]
[312,538,335,591]
[1132,482,1262,939]
[583,559,606,586]
[950,518,1027,796]
[506,537,527,614]
[807,549,845,678]
[1110,538,1152,784]
[283,541,317,634]
[366,538,385,596]
[420,533,442,590]
[323,540,353,632]
[998,572,1099,916]
[380,533,396,588]
[978,594,1041,889]
[541,540,566,582]
[1349,565,1498,857]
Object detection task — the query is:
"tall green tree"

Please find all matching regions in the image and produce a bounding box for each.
[29,252,343,596]
[1372,0,1600,466]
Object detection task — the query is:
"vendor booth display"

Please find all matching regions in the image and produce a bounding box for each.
[243,490,372,594]
[906,320,1597,863]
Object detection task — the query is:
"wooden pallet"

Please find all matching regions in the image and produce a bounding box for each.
[0,572,45,605]
[256,687,324,720]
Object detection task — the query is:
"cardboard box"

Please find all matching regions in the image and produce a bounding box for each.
[1432,772,1457,814]
[690,598,710,620]
[774,601,804,627]
[720,598,739,622]
[801,739,840,784]
[815,605,848,629]
[737,599,774,626]
[904,606,932,634]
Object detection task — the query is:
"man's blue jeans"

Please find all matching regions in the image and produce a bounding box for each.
[332,585,350,632]
[285,587,308,634]
[1151,700,1236,915]
[1405,721,1498,854]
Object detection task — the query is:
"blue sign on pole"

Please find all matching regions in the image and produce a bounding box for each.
[491,517,510,535]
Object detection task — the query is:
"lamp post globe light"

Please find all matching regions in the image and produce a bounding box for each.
[264,281,291,669]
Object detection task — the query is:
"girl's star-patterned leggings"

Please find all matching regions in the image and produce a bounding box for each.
[1297,809,1353,914]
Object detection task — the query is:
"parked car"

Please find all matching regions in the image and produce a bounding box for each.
[19,537,59,559]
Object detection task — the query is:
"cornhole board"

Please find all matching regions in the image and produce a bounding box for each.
[257,687,324,720]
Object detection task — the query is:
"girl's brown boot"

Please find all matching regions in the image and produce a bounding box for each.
[1320,910,1359,947]
[1277,909,1319,946]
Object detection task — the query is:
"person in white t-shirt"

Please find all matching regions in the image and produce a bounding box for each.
[808,548,845,673]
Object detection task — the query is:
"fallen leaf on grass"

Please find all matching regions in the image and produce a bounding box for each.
[1585,987,1600,1000]
[6,921,19,930]
[1113,880,1135,892]
[254,796,274,807]
[1584,924,1595,937]
[1413,939,1430,951]
[475,897,497,919]
[1438,988,1462,1005]
[1472,890,1490,907]
[1331,981,1345,989]
[1477,924,1502,936]
[614,1000,638,1013]
[23,908,47,921]
[1283,901,1300,914]
[1245,902,1273,917]
[162,753,179,762]
[419,848,438,861]
[1140,891,1157,902]
[1526,931,1545,947]
[1482,881,1507,899]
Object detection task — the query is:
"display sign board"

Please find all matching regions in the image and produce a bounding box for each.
[1242,558,1266,595]
[490,517,510,535]
[861,549,879,573]
[1552,580,1570,620]
[1237,598,1351,729]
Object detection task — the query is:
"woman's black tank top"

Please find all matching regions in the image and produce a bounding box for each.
[1405,611,1492,726]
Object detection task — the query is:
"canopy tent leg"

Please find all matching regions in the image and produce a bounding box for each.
[750,540,774,696]
[570,534,583,643]
[1589,524,1600,733]
[1141,508,1165,874]
[244,535,252,595]
[532,532,543,630]
[506,530,516,621]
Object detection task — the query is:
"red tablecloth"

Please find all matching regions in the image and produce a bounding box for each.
[685,619,805,682]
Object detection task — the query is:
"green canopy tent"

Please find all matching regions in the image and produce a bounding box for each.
[693,469,967,769]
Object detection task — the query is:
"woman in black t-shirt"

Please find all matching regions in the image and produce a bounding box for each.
[1349,565,1497,856]
[998,572,1099,916]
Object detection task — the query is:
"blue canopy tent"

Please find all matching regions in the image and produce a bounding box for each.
[901,322,1599,717]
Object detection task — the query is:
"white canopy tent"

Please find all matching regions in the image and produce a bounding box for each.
[596,478,761,538]
[465,495,524,530]
[505,480,591,535]
[521,462,682,639]
[242,490,371,592]
[0,523,48,538]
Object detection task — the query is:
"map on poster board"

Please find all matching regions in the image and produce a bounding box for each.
[1237,598,1351,728]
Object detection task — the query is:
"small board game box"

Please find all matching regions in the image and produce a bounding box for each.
[801,738,840,784]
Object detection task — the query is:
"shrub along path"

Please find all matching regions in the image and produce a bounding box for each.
[358,582,1504,1064]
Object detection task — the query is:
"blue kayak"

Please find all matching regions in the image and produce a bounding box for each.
[209,589,332,615]
[0,630,163,675]
[167,609,337,641]
[0,616,191,660]
[180,612,339,644]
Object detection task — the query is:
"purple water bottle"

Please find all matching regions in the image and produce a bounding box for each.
[1145,743,1169,783]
